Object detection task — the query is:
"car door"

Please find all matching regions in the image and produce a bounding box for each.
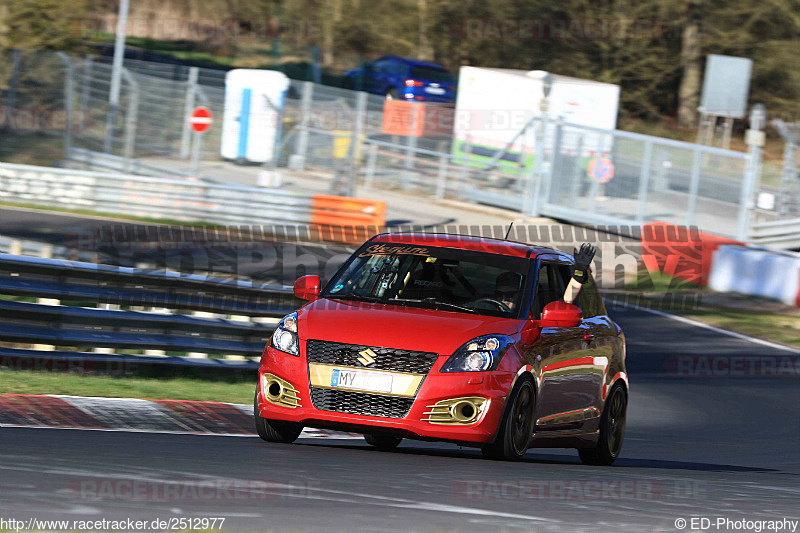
[567,268,621,417]
[530,261,604,431]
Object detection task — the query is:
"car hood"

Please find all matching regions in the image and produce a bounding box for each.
[297,298,524,356]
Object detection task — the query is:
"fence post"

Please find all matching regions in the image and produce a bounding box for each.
[345,91,367,196]
[80,56,93,136]
[290,81,313,170]
[525,117,547,216]
[778,139,797,219]
[541,117,563,209]
[179,67,199,159]
[55,52,75,160]
[6,49,21,113]
[403,104,420,190]
[435,153,448,199]
[457,142,471,199]
[685,147,703,226]
[738,104,766,241]
[636,140,654,223]
[364,142,378,188]
[121,69,139,172]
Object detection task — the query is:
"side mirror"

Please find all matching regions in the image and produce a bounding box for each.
[539,301,582,328]
[294,275,321,301]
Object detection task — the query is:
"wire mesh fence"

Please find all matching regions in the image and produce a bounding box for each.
[2,50,798,246]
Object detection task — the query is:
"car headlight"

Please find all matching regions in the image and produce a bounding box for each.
[440,335,514,372]
[270,312,299,356]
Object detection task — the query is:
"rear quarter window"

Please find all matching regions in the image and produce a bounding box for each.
[410,66,453,83]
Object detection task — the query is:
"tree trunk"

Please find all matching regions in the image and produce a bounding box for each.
[417,0,434,61]
[678,0,703,127]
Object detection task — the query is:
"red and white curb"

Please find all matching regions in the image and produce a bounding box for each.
[0,394,361,439]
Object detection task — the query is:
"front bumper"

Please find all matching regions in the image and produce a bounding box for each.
[257,345,514,444]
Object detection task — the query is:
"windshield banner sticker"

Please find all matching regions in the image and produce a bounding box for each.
[359,244,431,257]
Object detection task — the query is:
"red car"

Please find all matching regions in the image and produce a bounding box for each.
[254,233,628,464]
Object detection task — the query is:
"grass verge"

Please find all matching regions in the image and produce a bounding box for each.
[621,271,800,349]
[0,369,255,404]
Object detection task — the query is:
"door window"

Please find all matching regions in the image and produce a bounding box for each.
[533,263,567,318]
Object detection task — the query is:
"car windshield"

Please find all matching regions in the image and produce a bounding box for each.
[410,66,453,84]
[321,243,529,318]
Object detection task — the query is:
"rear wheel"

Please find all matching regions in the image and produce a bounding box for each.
[364,433,403,450]
[578,383,627,466]
[482,377,535,460]
[253,392,303,443]
[385,89,398,100]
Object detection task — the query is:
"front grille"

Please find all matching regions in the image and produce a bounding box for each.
[306,339,438,374]
[310,387,414,418]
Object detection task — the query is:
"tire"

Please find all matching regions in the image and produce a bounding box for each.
[482,377,536,461]
[385,89,398,100]
[578,383,627,466]
[253,392,303,444]
[364,433,403,450]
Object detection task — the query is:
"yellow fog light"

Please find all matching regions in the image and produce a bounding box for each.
[423,397,488,425]
[261,373,301,409]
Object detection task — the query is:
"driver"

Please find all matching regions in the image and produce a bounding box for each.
[494,243,596,313]
[494,271,523,311]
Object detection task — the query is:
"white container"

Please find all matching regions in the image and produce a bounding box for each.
[453,66,621,160]
[221,69,290,163]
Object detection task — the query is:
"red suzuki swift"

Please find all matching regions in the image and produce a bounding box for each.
[254,233,628,464]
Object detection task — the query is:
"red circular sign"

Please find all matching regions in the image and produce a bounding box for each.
[189,107,213,133]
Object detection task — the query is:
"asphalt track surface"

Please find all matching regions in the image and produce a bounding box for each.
[2,306,799,532]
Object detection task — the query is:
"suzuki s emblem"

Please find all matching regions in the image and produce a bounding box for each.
[357,348,377,366]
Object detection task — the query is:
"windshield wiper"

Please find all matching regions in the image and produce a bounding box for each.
[389,297,477,314]
[325,292,383,303]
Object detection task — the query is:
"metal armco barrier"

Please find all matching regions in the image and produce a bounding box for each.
[749,218,800,250]
[0,346,258,376]
[0,162,386,243]
[0,253,301,316]
[0,253,304,367]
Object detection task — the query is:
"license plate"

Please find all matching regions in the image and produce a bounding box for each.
[331,369,393,393]
[425,87,445,95]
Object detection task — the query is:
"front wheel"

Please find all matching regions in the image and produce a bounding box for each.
[385,88,399,100]
[364,433,402,450]
[482,377,535,460]
[253,392,303,443]
[578,383,627,466]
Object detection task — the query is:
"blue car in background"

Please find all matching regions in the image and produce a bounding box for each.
[345,55,455,103]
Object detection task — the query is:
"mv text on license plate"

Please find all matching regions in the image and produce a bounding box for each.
[331,369,393,393]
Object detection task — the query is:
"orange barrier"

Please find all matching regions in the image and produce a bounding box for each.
[382,100,454,137]
[310,194,387,243]
[640,222,742,286]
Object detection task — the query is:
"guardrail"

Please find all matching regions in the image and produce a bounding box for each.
[749,218,800,249]
[0,162,386,243]
[0,253,305,371]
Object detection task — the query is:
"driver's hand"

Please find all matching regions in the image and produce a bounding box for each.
[572,243,596,284]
